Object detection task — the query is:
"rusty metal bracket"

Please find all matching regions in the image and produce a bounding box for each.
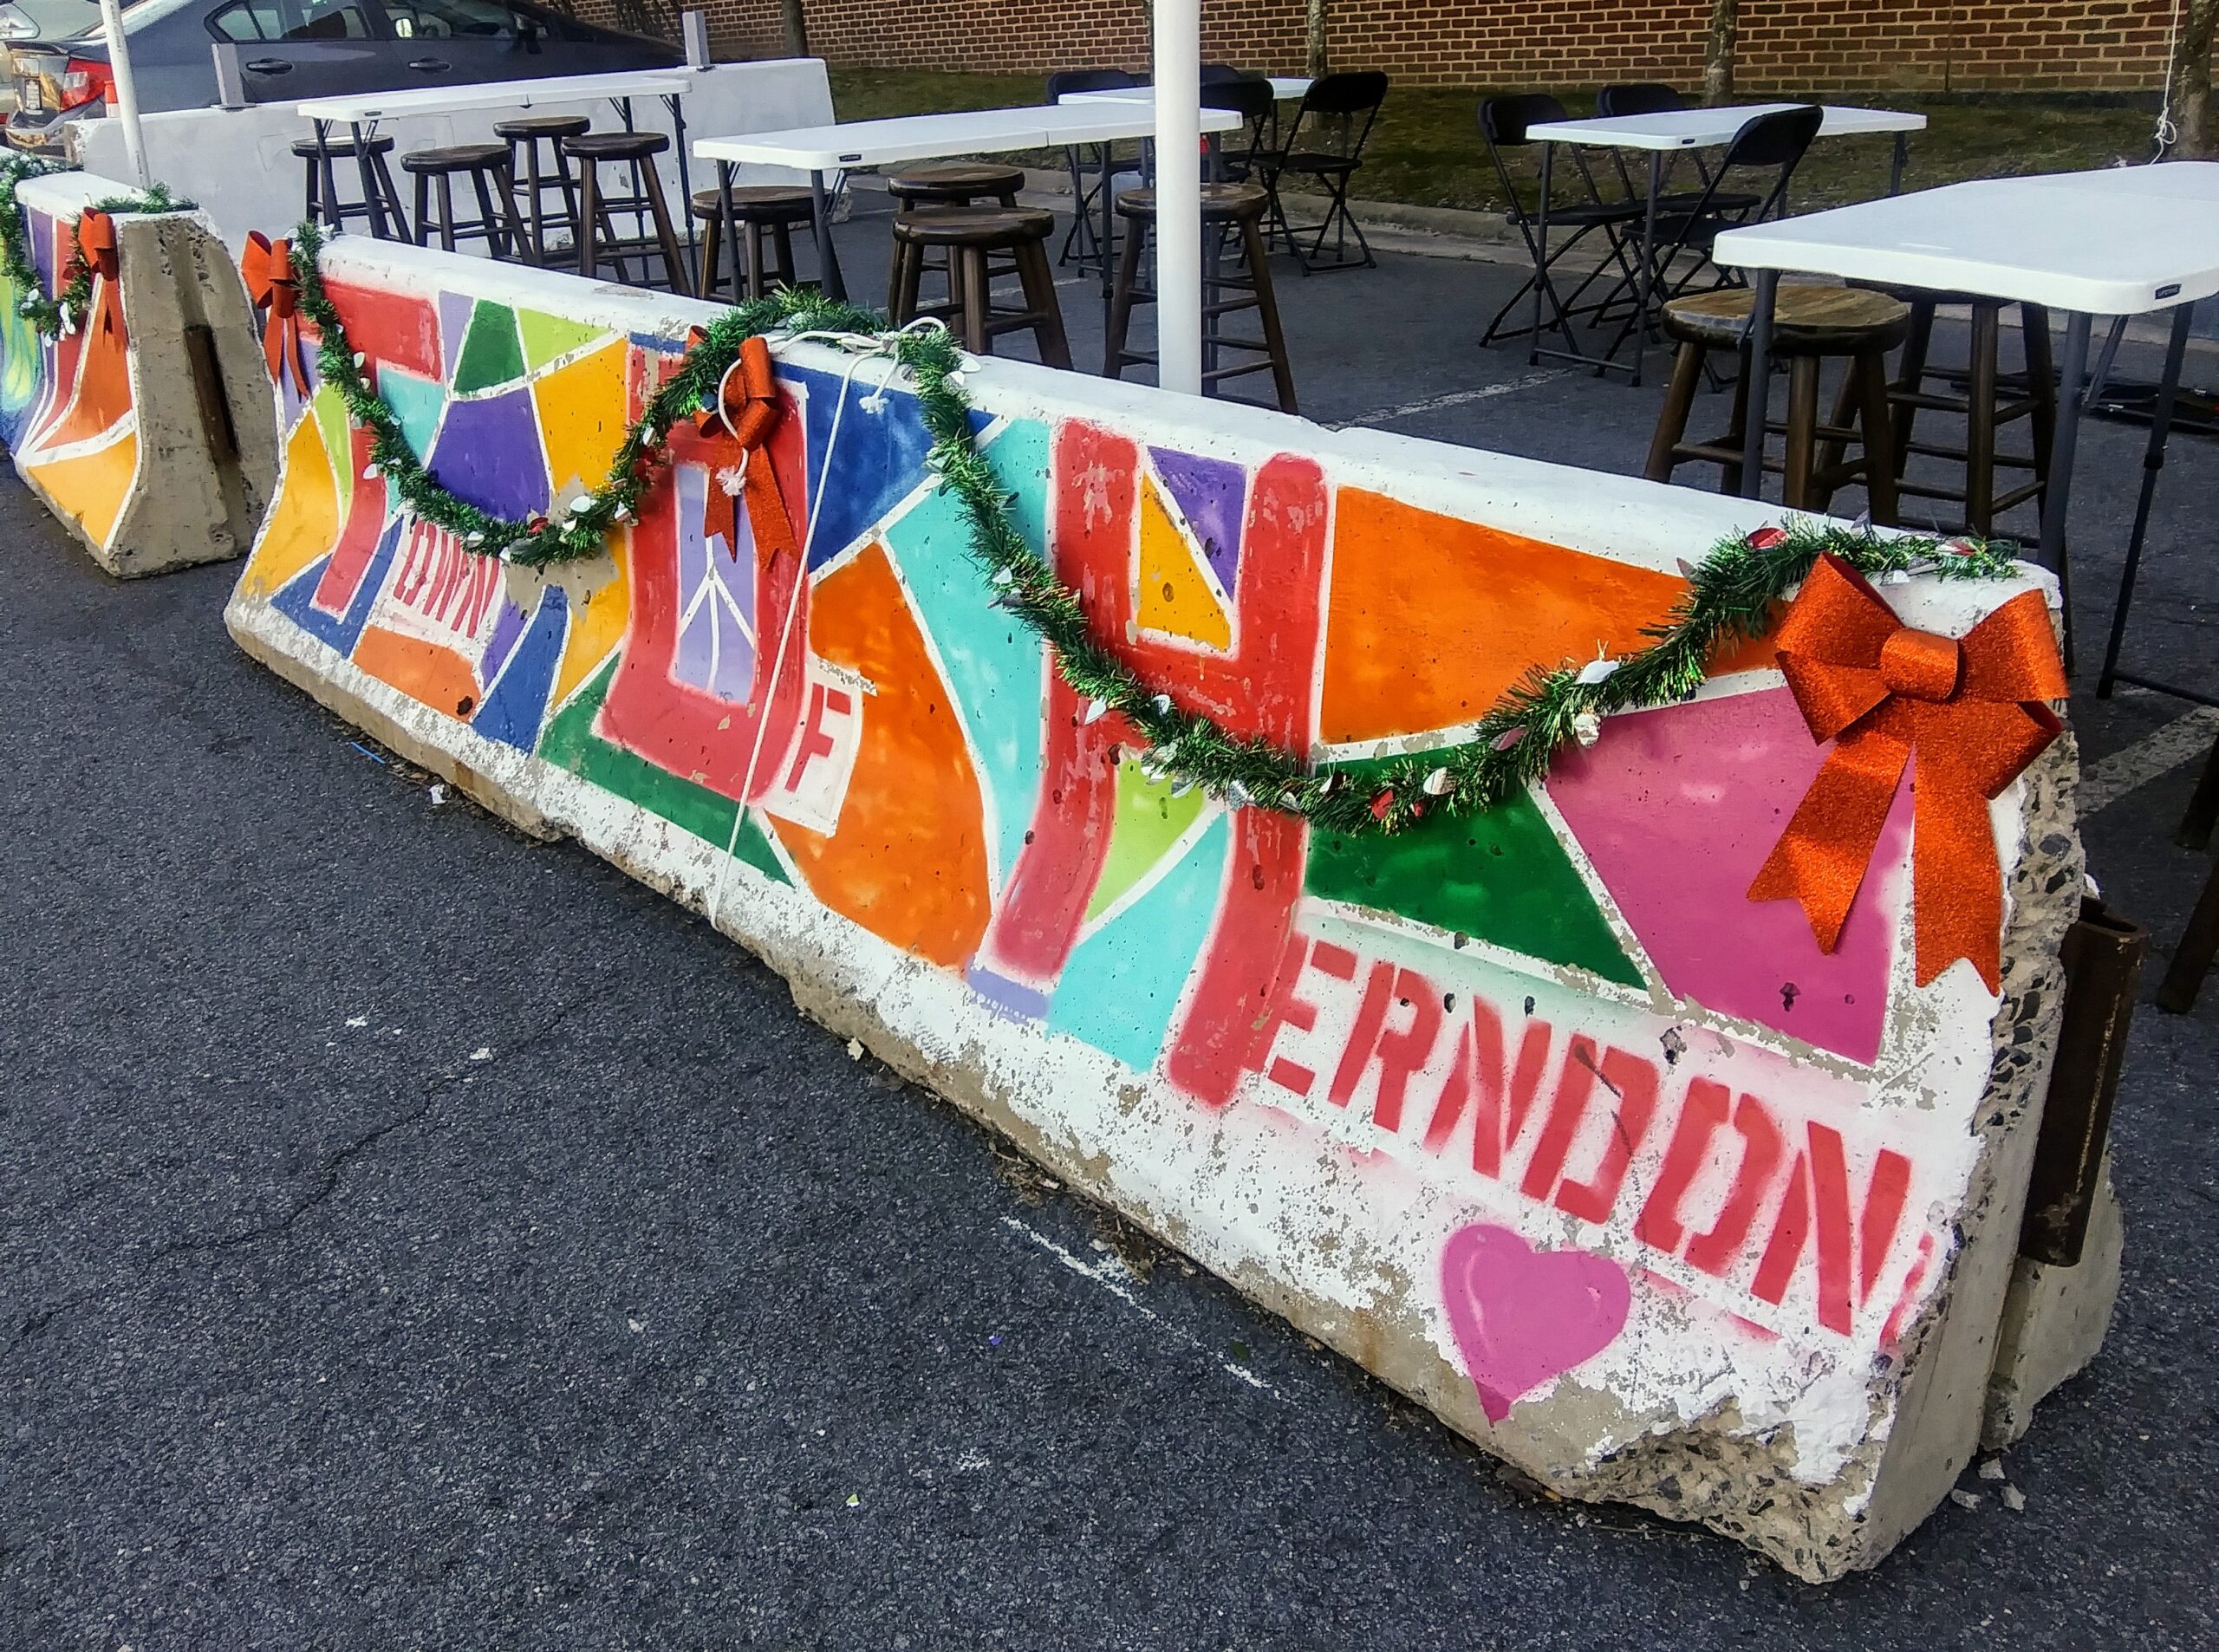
[2020,898,2147,1266]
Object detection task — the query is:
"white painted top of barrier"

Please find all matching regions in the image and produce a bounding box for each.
[296,70,694,124]
[1061,77,1313,105]
[1717,163,2219,315]
[693,101,1241,171]
[1527,102,1926,151]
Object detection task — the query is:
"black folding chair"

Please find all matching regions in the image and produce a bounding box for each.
[1476,94,1645,351]
[1203,75,1279,185]
[1596,81,1721,198]
[1264,70,1388,273]
[1605,103,1822,359]
[1045,68,1142,274]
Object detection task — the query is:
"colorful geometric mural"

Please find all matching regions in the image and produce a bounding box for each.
[0,192,140,552]
[229,252,2075,1526]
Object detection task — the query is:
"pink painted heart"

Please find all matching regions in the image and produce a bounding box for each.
[1440,1222,1631,1423]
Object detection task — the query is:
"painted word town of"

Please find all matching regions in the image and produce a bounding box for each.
[224,240,2087,1579]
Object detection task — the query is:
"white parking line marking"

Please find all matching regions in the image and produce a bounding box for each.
[1331,368,1568,429]
[999,1216,1286,1400]
[2078,706,2219,816]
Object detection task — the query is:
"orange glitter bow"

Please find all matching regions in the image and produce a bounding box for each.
[693,333,797,565]
[75,209,124,343]
[242,231,309,396]
[1747,553,2066,992]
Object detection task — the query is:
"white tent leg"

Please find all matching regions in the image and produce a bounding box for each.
[97,0,149,187]
[1152,0,1201,395]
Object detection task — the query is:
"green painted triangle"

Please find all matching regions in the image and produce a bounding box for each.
[732,811,792,886]
[311,380,353,518]
[536,658,791,886]
[1085,756,1209,923]
[1303,764,1642,988]
[451,300,525,394]
[517,308,612,372]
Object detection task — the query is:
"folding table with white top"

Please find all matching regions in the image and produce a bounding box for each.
[693,101,1242,306]
[1521,103,1928,384]
[1716,162,2219,695]
[296,71,699,248]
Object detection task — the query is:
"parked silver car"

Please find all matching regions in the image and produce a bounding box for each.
[6,0,677,153]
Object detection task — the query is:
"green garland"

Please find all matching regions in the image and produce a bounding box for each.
[0,157,189,340]
[286,220,2026,836]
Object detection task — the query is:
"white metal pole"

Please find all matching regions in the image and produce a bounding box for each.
[95,0,148,187]
[1152,0,1201,395]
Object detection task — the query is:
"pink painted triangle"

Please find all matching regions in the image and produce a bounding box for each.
[1544,685,1910,1064]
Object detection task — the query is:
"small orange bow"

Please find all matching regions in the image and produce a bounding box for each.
[1747,553,2066,992]
[693,333,797,565]
[74,209,124,342]
[242,231,309,396]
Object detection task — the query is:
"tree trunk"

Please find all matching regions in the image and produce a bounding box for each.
[1702,0,1738,107]
[780,0,810,58]
[1305,0,1327,78]
[2170,0,2218,157]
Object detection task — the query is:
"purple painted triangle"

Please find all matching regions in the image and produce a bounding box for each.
[438,289,475,384]
[1147,446,1246,595]
[427,387,550,520]
[1544,686,1909,1064]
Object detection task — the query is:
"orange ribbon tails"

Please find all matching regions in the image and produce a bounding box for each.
[694,333,799,565]
[1747,553,2066,993]
[75,209,124,343]
[242,231,309,396]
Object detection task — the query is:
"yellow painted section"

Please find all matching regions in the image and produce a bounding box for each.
[530,340,631,497]
[551,530,633,709]
[239,413,342,598]
[1135,472,1231,651]
[26,428,138,550]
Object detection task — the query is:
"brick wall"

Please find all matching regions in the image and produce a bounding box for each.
[603,0,2178,93]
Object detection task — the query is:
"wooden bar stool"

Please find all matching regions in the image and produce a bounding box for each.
[494,114,589,264]
[563,130,690,295]
[888,207,1071,368]
[1645,286,1908,521]
[885,162,1026,315]
[1104,182,1298,414]
[293,135,407,237]
[1847,287,2056,537]
[400,143,530,260]
[691,185,814,301]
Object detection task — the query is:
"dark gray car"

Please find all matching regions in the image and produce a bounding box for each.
[7,0,677,153]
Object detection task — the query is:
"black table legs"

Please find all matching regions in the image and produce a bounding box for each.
[2099,303,2210,706]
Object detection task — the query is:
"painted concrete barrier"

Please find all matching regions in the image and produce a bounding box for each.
[222,238,2107,1581]
[74,59,836,253]
[1,172,277,576]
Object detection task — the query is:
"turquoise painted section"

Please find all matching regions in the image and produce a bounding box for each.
[1047,813,1228,1072]
[381,367,446,462]
[881,416,1051,892]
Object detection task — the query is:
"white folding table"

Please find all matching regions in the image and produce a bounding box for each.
[296,72,699,253]
[693,101,1242,304]
[1717,163,2219,696]
[1521,103,1928,383]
